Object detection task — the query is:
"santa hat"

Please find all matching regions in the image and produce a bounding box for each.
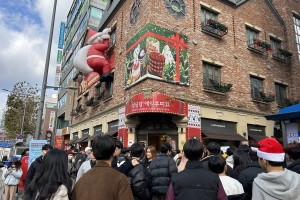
[251,138,285,162]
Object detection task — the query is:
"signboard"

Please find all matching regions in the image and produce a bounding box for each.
[79,72,100,94]
[186,104,201,140]
[28,140,47,168]
[94,125,102,135]
[108,120,119,132]
[73,132,78,139]
[65,82,75,121]
[56,50,63,63]
[286,123,299,143]
[125,92,186,116]
[201,118,237,133]
[118,107,128,147]
[247,124,265,135]
[62,127,68,135]
[82,129,89,136]
[125,23,189,88]
[55,136,63,149]
[48,111,56,130]
[58,22,66,49]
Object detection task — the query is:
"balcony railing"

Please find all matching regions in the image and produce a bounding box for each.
[202,19,228,37]
[247,39,272,53]
[204,80,232,93]
[272,48,286,61]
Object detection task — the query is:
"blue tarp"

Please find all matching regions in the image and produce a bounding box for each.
[0,142,13,147]
[265,104,300,120]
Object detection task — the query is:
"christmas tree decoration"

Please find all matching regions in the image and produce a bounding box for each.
[125,23,189,88]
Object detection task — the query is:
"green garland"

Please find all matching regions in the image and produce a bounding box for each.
[259,91,275,103]
[209,79,232,93]
[278,49,293,58]
[207,19,228,32]
[75,104,82,113]
[284,98,299,106]
[254,40,272,51]
[86,97,94,107]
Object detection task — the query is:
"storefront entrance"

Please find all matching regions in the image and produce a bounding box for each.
[137,133,178,152]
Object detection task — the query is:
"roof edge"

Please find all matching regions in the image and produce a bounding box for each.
[265,0,284,25]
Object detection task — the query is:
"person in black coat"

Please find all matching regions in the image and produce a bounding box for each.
[201,142,236,178]
[237,148,265,200]
[127,143,149,200]
[112,140,134,175]
[285,143,300,174]
[25,144,53,188]
[167,139,227,200]
[149,142,177,199]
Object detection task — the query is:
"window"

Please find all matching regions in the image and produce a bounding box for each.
[250,77,263,100]
[246,28,258,48]
[270,38,284,59]
[110,28,116,48]
[203,63,220,90]
[275,84,286,105]
[293,15,300,61]
[84,93,89,102]
[90,7,104,21]
[201,8,218,29]
[105,81,113,97]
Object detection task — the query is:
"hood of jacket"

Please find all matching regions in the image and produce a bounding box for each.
[254,169,300,199]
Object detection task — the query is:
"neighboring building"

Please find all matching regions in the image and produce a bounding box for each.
[69,0,300,151]
[56,0,107,149]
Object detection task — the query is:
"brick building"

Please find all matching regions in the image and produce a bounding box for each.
[69,0,300,151]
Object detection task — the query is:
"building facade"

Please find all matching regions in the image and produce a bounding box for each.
[56,0,107,149]
[69,0,300,151]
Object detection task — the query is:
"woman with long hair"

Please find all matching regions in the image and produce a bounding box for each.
[143,146,158,169]
[233,150,249,179]
[25,149,72,200]
[3,160,22,200]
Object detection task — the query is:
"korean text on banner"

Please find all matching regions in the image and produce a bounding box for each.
[28,140,47,169]
[49,111,56,130]
[58,22,66,49]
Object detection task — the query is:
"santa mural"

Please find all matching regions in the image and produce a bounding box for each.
[73,28,114,82]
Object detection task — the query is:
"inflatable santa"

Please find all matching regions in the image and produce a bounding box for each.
[73,28,114,82]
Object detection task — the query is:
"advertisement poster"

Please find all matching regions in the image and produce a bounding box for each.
[286,123,300,143]
[48,111,56,130]
[186,104,201,140]
[28,140,47,168]
[125,23,189,87]
[55,136,63,149]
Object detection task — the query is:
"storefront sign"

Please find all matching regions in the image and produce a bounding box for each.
[125,23,189,88]
[125,92,186,116]
[65,82,75,121]
[55,136,63,149]
[82,129,89,136]
[56,50,63,63]
[201,118,237,133]
[108,120,119,132]
[118,107,128,147]
[79,72,100,94]
[247,124,265,135]
[62,127,68,135]
[186,104,201,140]
[28,140,47,168]
[94,125,103,135]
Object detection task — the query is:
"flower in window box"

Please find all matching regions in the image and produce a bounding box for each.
[259,91,275,103]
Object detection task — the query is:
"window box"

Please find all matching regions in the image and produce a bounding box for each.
[278,48,293,58]
[247,39,272,53]
[206,79,232,93]
[259,91,275,103]
[202,19,228,37]
[86,97,94,107]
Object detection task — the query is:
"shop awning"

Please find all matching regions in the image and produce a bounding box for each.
[202,131,247,141]
[85,134,103,141]
[105,131,118,137]
[265,104,300,120]
[248,134,268,142]
[67,138,78,145]
[75,135,89,143]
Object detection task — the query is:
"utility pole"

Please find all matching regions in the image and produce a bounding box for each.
[34,0,58,139]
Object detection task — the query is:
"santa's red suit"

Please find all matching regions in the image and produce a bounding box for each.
[87,38,111,79]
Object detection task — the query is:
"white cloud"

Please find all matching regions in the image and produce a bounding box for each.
[0,0,73,110]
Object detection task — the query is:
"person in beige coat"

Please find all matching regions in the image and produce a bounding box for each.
[24,149,72,199]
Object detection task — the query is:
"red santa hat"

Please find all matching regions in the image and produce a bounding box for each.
[252,138,285,162]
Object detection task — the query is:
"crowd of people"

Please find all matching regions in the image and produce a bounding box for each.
[1,136,300,200]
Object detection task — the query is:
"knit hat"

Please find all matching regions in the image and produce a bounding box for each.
[251,138,285,162]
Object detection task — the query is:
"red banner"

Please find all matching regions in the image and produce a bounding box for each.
[85,72,100,89]
[55,136,63,149]
[125,92,186,116]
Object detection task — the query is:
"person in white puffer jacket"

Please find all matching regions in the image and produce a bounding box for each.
[3,160,23,200]
[76,152,97,182]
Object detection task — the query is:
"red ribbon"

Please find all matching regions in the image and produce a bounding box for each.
[169,33,187,51]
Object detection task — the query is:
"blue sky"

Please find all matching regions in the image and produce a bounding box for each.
[0,0,73,111]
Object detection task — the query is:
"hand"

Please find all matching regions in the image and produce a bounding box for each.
[131,159,139,166]
[8,169,13,173]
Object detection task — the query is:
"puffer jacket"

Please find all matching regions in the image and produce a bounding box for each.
[127,161,149,200]
[4,168,22,185]
[25,155,43,188]
[149,153,177,195]
[202,155,236,179]
[287,159,300,174]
